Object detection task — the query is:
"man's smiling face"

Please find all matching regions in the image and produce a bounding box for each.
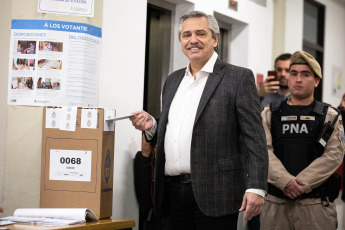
[180,17,218,67]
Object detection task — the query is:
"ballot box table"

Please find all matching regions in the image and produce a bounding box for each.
[3,218,135,230]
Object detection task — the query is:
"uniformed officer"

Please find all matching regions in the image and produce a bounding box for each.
[260,51,345,230]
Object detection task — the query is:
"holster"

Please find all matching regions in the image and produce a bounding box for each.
[325,173,341,202]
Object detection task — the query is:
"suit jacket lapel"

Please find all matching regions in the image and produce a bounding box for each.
[194,59,225,123]
[161,69,185,119]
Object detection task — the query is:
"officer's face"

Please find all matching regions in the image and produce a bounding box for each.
[288,64,320,101]
[180,17,218,69]
[275,59,290,86]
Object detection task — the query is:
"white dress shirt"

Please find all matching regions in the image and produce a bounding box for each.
[164,52,218,175]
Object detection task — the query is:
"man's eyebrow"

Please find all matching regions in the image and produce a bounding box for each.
[182,29,207,33]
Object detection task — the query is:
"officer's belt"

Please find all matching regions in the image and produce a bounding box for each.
[267,183,326,200]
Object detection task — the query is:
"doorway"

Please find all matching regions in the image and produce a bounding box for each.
[144,4,172,118]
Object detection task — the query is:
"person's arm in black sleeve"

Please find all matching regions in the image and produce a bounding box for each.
[134,151,154,212]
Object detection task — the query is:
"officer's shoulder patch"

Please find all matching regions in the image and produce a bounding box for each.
[341,133,345,143]
[328,106,340,114]
[281,116,297,121]
[300,116,315,121]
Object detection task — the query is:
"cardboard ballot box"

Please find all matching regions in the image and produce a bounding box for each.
[40,107,115,219]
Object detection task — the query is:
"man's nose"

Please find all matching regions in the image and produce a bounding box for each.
[295,74,302,82]
[190,33,198,43]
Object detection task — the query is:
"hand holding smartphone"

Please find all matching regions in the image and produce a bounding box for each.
[267,71,277,81]
[264,70,280,93]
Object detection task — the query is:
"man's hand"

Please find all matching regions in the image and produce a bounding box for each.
[239,192,264,221]
[263,76,280,94]
[0,206,4,213]
[283,178,305,199]
[130,110,153,131]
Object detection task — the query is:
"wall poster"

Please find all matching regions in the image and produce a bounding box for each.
[332,66,344,98]
[8,19,102,107]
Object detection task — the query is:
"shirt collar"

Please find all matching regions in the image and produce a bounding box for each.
[287,97,314,106]
[185,52,219,76]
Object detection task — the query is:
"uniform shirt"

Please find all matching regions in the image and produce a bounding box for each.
[261,99,345,194]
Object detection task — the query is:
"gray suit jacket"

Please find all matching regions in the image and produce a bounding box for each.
[154,58,268,218]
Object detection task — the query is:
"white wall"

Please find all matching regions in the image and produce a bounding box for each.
[100,0,148,224]
[284,0,304,53]
[317,0,345,106]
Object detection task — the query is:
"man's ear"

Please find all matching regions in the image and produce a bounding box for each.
[213,35,219,48]
[314,77,321,88]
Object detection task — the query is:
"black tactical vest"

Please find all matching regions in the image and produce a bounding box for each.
[268,99,328,197]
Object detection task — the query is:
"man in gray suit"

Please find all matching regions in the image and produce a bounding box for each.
[131,11,268,230]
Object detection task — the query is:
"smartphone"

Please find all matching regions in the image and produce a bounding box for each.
[267,71,277,81]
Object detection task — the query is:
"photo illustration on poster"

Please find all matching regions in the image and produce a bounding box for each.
[8,19,101,107]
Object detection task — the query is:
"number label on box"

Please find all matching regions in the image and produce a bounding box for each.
[49,149,92,182]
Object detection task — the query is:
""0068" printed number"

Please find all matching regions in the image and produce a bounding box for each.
[60,157,81,164]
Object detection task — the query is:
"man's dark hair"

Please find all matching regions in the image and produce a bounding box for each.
[274,53,291,68]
